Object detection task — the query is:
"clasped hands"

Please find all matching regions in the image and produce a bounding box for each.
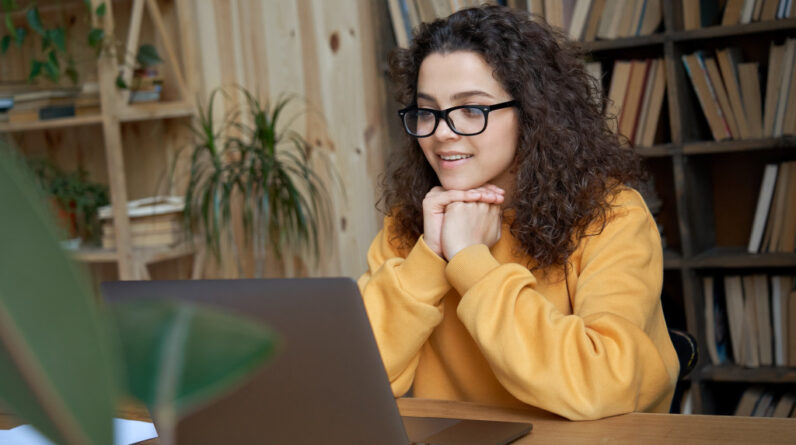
[422,184,505,261]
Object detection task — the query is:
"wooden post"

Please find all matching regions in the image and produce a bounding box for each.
[92,0,135,280]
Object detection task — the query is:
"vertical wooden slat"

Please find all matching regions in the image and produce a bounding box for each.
[308,0,382,278]
[92,0,135,280]
[119,0,146,105]
[145,0,189,101]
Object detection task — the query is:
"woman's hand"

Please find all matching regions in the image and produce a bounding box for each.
[422,185,504,257]
[441,199,503,260]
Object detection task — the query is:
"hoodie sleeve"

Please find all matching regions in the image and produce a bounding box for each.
[357,216,451,397]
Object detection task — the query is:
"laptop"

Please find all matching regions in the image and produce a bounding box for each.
[102,278,532,444]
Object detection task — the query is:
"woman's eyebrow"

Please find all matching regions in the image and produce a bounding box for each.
[451,90,495,100]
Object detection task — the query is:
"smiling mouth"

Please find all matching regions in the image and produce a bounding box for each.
[439,154,473,161]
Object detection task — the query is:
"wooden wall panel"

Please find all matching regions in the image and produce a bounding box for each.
[189,0,392,279]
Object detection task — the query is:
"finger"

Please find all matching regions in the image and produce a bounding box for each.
[481,184,505,195]
[464,187,503,204]
[428,189,489,207]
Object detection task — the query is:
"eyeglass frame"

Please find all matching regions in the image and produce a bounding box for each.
[397,100,518,138]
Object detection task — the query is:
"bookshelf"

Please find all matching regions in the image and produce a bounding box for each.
[386,0,796,415]
[0,0,199,281]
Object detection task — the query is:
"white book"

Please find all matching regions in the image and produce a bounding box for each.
[748,164,779,253]
[568,0,593,41]
[740,0,757,22]
[753,274,773,366]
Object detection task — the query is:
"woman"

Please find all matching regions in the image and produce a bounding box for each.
[358,5,678,420]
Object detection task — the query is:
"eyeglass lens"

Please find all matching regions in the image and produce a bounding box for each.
[404,107,487,136]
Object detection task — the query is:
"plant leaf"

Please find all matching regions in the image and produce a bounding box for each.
[0,34,8,53]
[87,28,103,48]
[26,7,44,36]
[28,59,43,81]
[136,43,162,67]
[115,74,127,89]
[108,299,276,414]
[14,25,23,46]
[43,57,59,83]
[94,2,106,17]
[49,27,65,52]
[1,0,17,12]
[0,146,119,445]
[4,13,16,40]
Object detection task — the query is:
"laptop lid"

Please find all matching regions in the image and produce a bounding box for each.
[102,278,409,445]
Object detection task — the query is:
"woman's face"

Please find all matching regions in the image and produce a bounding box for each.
[416,50,519,195]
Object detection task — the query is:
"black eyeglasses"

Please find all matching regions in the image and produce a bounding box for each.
[398,100,517,138]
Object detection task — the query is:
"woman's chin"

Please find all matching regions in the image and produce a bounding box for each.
[439,179,486,191]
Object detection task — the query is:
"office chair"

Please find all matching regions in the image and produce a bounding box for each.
[668,328,698,380]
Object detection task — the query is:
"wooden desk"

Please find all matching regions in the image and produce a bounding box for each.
[2,399,795,444]
[399,398,796,444]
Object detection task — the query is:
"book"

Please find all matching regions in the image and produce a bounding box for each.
[544,0,564,29]
[724,275,746,363]
[772,393,796,417]
[388,0,410,48]
[618,59,650,142]
[738,62,763,138]
[568,0,592,41]
[771,276,791,367]
[638,0,661,35]
[683,0,702,29]
[639,58,666,147]
[763,43,786,136]
[723,0,745,25]
[790,281,796,367]
[735,386,765,416]
[683,52,730,141]
[762,161,790,253]
[747,164,778,253]
[774,38,796,136]
[752,274,773,366]
[717,48,752,139]
[583,0,606,41]
[705,56,741,139]
[606,60,632,133]
[776,161,796,253]
[740,0,757,23]
[761,0,781,20]
[741,275,760,367]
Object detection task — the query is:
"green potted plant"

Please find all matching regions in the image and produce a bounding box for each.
[181,86,337,277]
[28,159,109,247]
[0,143,277,445]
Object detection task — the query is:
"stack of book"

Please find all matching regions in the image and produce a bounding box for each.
[683,42,796,142]
[99,196,186,249]
[684,0,796,30]
[747,161,796,254]
[129,68,163,103]
[537,0,662,41]
[703,274,796,368]
[604,57,667,147]
[386,0,663,48]
[0,83,100,124]
[734,386,796,417]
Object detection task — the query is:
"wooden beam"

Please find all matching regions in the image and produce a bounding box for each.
[119,0,146,105]
[146,0,190,101]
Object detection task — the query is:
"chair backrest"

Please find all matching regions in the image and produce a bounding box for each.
[668,328,698,380]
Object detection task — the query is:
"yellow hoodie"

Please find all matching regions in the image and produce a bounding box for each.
[357,188,679,420]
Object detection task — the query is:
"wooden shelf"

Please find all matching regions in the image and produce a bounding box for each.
[69,240,196,264]
[689,246,796,269]
[636,143,677,157]
[581,33,665,53]
[671,18,796,43]
[663,249,683,269]
[700,365,796,383]
[119,101,195,123]
[0,114,103,133]
[683,136,796,155]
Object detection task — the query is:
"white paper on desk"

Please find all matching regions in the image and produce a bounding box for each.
[0,418,158,444]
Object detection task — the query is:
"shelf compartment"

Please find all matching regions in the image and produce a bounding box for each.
[689,246,796,268]
[69,240,196,264]
[683,136,796,155]
[119,101,195,123]
[671,18,796,43]
[0,115,104,133]
[582,33,666,53]
[636,143,678,157]
[664,248,683,269]
[700,365,796,383]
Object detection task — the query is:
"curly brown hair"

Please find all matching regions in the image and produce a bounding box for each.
[382,5,645,271]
